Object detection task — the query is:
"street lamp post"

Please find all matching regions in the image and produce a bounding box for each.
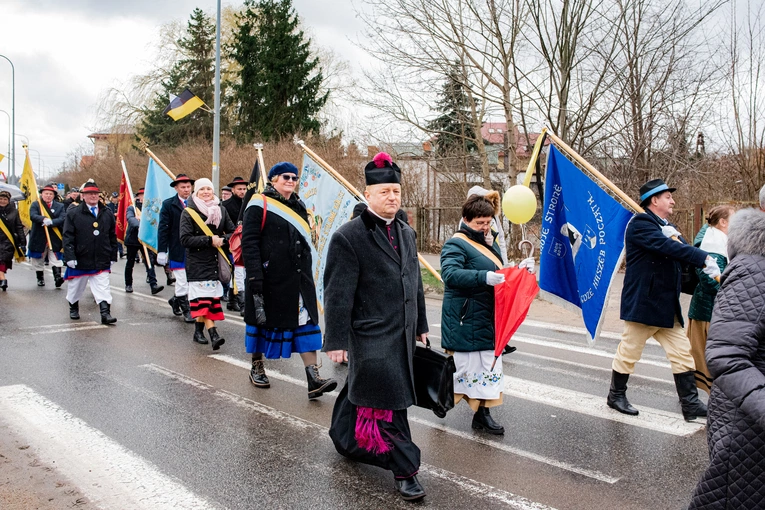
[0,55,14,184]
[0,109,10,179]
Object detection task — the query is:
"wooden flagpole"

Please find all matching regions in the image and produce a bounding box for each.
[295,139,443,283]
[24,146,53,250]
[120,156,153,269]
[253,143,266,191]
[138,140,177,181]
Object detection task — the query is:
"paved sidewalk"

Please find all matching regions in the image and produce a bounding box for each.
[420,252,691,336]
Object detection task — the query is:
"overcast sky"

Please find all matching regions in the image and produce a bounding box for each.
[0,0,366,181]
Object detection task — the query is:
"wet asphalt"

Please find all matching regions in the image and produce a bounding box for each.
[0,259,708,510]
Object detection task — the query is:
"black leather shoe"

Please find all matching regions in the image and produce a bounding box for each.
[192,322,208,344]
[178,296,195,323]
[69,301,80,320]
[249,360,270,388]
[472,407,505,434]
[674,371,708,421]
[125,285,133,293]
[208,327,225,350]
[52,267,64,288]
[502,345,517,355]
[150,284,164,295]
[36,271,45,286]
[305,364,337,399]
[99,301,117,325]
[168,296,183,316]
[0,280,7,291]
[394,475,425,501]
[607,370,639,416]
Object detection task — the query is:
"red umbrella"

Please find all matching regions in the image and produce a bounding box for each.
[492,266,539,370]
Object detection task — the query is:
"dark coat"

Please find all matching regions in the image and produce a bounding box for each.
[157,194,187,263]
[63,202,118,270]
[28,200,66,254]
[620,209,707,328]
[688,253,727,323]
[323,208,429,411]
[689,215,765,509]
[124,202,142,247]
[221,195,243,225]
[178,200,235,282]
[0,204,26,268]
[241,187,319,329]
[440,226,501,352]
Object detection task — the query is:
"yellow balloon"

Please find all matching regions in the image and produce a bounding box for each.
[502,185,537,224]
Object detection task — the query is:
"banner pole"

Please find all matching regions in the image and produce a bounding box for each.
[138,142,177,181]
[120,156,153,269]
[254,143,266,191]
[545,130,643,213]
[24,146,53,250]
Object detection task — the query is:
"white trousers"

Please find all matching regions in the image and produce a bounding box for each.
[234,266,246,294]
[173,268,189,297]
[66,272,112,305]
[30,248,63,269]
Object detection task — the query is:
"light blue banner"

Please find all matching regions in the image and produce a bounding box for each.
[138,158,174,251]
[299,153,361,309]
[538,146,634,343]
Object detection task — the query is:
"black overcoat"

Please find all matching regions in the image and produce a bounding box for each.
[323,209,429,410]
[63,202,118,270]
[0,205,25,268]
[28,200,65,254]
[241,188,319,329]
[158,194,187,263]
[178,201,235,282]
[620,209,707,328]
[221,195,243,225]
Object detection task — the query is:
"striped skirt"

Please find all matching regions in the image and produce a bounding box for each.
[188,280,224,321]
[245,322,323,359]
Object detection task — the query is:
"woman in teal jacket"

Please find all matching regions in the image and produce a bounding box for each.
[440,194,510,434]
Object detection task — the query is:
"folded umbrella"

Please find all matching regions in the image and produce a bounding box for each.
[492,266,539,370]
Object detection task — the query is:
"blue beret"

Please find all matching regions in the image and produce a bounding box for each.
[268,162,299,181]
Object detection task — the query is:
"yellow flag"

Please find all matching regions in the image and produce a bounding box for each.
[18,152,39,229]
[0,154,5,164]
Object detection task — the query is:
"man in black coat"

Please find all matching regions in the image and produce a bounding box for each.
[28,183,66,287]
[221,176,247,311]
[62,181,118,324]
[324,152,429,501]
[123,188,163,295]
[608,179,720,421]
[157,173,195,322]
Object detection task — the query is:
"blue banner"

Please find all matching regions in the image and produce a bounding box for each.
[138,158,174,251]
[299,153,361,310]
[538,146,634,342]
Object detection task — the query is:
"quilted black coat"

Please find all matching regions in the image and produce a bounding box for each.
[178,200,235,283]
[689,209,765,509]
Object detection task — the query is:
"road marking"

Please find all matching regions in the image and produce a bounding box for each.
[144,363,559,508]
[504,377,704,436]
[0,384,217,510]
[27,325,109,335]
[207,354,616,483]
[20,321,101,329]
[520,319,623,341]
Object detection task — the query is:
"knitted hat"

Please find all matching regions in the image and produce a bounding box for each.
[193,178,215,195]
[364,152,401,185]
[268,162,299,181]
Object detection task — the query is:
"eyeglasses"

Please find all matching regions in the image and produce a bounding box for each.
[281,174,299,182]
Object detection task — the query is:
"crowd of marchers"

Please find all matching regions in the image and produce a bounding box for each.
[2,159,765,507]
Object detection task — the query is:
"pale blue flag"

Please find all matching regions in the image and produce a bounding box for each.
[138,158,174,251]
[299,152,361,309]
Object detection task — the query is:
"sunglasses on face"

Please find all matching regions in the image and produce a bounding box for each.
[281,174,299,182]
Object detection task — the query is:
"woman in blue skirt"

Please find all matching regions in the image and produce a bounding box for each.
[241,162,337,399]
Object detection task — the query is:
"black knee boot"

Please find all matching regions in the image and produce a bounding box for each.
[674,371,708,421]
[227,288,240,311]
[168,295,182,316]
[36,271,45,286]
[607,370,639,415]
[52,267,64,288]
[69,301,79,320]
[99,301,117,324]
[193,322,208,344]
[178,296,194,323]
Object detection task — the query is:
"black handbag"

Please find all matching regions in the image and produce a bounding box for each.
[680,263,699,295]
[413,339,456,418]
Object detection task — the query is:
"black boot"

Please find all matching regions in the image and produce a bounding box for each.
[238,293,245,317]
[52,267,64,288]
[472,406,505,434]
[69,301,79,320]
[674,371,708,421]
[192,321,208,344]
[168,296,183,316]
[227,289,241,311]
[607,370,639,415]
[305,364,337,400]
[36,271,45,286]
[0,279,7,291]
[99,301,117,325]
[166,271,175,286]
[249,358,270,388]
[178,296,195,323]
[150,283,164,295]
[394,475,425,501]
[208,327,225,350]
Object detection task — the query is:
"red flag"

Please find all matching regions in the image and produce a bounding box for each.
[492,267,539,369]
[115,173,130,242]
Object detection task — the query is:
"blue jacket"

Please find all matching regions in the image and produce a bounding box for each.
[620,209,707,328]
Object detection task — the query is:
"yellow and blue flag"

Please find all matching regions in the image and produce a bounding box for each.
[138,158,174,251]
[163,88,205,121]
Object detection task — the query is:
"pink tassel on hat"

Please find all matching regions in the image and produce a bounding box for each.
[355,406,394,454]
[373,152,393,168]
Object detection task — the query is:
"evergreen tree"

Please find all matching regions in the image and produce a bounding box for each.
[231,0,328,142]
[427,66,478,155]
[140,8,224,146]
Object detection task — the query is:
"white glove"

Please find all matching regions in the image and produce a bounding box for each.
[42,218,52,226]
[519,257,535,274]
[660,225,681,239]
[66,260,76,269]
[702,256,721,279]
[486,271,505,286]
[157,252,168,265]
